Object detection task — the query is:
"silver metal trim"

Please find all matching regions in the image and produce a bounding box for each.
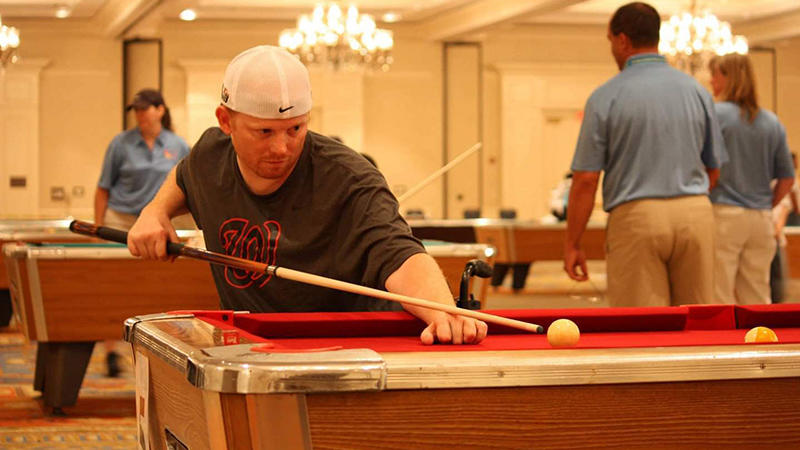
[25,246,132,259]
[130,319,387,394]
[382,344,800,389]
[130,319,200,372]
[424,242,493,258]
[25,257,48,341]
[123,313,196,343]
[189,345,386,394]
[407,218,606,230]
[2,245,29,340]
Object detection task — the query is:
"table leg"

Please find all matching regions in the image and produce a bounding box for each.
[0,289,12,327]
[511,263,532,291]
[490,264,509,287]
[33,341,95,411]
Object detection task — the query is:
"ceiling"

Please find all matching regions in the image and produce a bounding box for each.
[1,0,799,44]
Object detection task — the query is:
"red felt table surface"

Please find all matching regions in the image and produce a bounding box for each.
[180,304,800,353]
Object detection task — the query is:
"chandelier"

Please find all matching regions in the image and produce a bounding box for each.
[0,14,21,69]
[658,2,748,75]
[279,4,394,71]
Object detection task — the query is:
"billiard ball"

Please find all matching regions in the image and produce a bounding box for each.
[547,319,580,347]
[744,326,778,343]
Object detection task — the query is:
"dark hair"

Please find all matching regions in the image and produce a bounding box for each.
[127,88,173,131]
[161,108,173,131]
[609,2,660,48]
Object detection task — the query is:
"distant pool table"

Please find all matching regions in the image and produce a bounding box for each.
[127,304,800,449]
[409,218,605,290]
[2,241,219,411]
[0,219,202,326]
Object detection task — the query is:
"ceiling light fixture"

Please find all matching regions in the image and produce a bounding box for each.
[0,14,20,69]
[55,5,71,19]
[179,9,197,21]
[659,1,748,75]
[382,12,399,23]
[279,3,394,71]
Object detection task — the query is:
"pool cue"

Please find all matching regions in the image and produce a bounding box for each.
[397,142,482,203]
[69,220,543,334]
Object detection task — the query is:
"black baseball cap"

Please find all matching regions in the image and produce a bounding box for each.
[126,89,164,110]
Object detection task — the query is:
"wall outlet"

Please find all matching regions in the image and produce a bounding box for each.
[50,186,66,201]
[72,185,85,198]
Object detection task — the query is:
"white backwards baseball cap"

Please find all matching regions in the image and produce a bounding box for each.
[220,45,312,119]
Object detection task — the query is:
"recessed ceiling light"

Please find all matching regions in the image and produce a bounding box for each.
[179,9,197,21]
[55,5,71,19]
[382,12,400,23]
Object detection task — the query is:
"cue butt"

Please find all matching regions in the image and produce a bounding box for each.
[69,220,186,255]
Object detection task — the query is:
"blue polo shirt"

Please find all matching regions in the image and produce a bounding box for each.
[710,103,794,210]
[98,128,190,215]
[571,53,726,212]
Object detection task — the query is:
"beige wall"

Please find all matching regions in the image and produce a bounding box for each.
[775,37,800,154]
[3,19,800,220]
[480,24,613,219]
[3,20,122,217]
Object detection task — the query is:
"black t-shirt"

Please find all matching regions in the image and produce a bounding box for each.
[176,127,424,312]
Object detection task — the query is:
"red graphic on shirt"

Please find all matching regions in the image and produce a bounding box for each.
[219,218,281,289]
[164,149,177,160]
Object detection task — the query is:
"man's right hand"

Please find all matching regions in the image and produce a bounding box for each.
[564,246,589,281]
[127,207,179,261]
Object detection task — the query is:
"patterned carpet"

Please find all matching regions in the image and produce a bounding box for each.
[0,325,137,449]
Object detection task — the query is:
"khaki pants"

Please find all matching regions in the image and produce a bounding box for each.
[103,209,137,230]
[104,209,196,231]
[713,204,775,304]
[606,195,715,307]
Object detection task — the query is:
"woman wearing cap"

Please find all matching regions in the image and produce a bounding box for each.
[93,88,190,377]
[94,89,190,230]
[709,54,795,304]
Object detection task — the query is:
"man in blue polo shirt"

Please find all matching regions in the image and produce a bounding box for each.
[563,2,726,307]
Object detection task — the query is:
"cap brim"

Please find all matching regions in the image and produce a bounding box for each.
[126,100,150,111]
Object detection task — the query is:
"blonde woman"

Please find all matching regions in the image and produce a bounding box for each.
[709,54,794,304]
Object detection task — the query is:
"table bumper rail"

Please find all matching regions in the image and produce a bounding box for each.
[126,313,388,394]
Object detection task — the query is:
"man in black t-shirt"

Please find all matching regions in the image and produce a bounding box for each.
[127,45,487,345]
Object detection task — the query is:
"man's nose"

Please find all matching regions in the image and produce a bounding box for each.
[267,135,290,155]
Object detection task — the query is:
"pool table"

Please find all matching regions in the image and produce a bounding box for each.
[3,241,220,411]
[409,218,606,290]
[0,219,202,326]
[2,240,492,412]
[126,304,800,449]
[0,219,92,326]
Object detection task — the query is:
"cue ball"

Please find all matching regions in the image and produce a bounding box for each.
[744,326,778,343]
[547,319,580,347]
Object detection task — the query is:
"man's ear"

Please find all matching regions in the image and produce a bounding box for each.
[619,32,633,52]
[216,106,233,135]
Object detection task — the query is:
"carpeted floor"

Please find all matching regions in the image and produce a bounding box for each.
[0,326,137,449]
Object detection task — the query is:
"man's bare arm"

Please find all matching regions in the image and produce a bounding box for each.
[564,171,601,281]
[385,253,488,345]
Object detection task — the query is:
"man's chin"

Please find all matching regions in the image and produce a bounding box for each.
[255,168,290,180]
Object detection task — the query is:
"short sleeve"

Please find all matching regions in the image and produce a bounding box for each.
[701,94,727,169]
[335,171,425,290]
[571,93,608,172]
[773,122,795,180]
[97,137,121,189]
